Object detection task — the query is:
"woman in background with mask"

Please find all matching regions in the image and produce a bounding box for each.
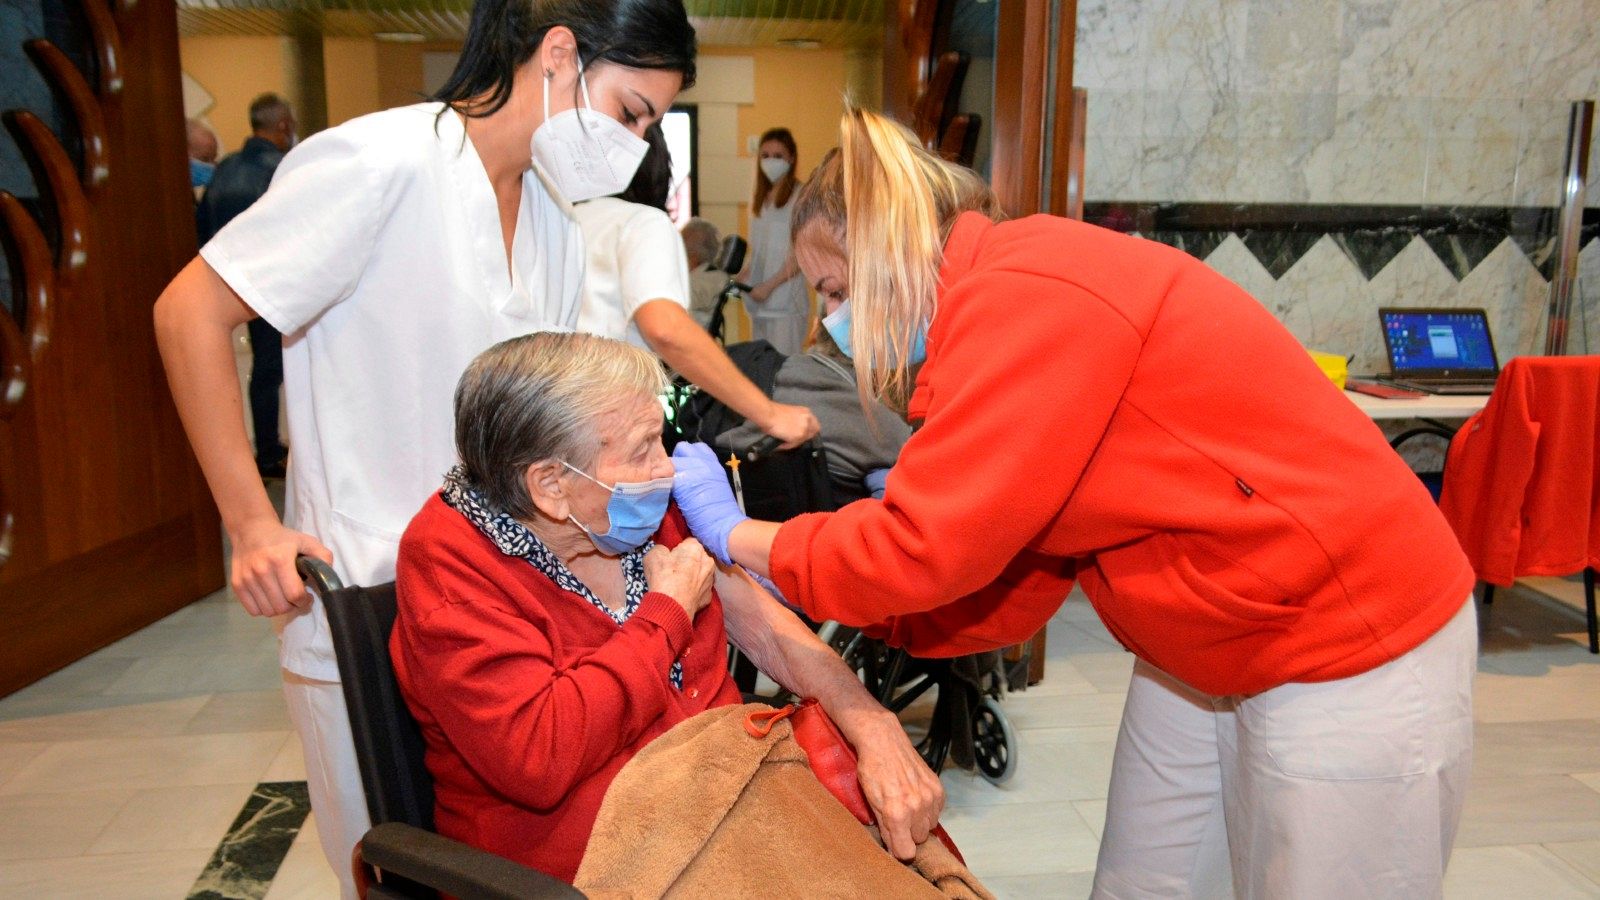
[739,127,808,354]
[153,2,696,894]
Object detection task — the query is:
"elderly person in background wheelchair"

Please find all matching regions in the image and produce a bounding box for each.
[389,331,943,884]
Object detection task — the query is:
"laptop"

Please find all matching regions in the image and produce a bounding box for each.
[1377,307,1501,395]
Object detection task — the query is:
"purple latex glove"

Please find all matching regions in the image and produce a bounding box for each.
[671,442,748,565]
[865,467,891,499]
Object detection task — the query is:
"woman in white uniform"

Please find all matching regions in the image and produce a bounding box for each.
[152,2,697,894]
[575,125,820,441]
[741,127,809,354]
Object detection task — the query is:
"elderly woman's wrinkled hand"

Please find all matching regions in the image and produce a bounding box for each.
[644,538,715,619]
[670,442,747,564]
[854,710,946,861]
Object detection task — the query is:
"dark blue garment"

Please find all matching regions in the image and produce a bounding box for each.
[195,136,284,244]
[197,136,287,467]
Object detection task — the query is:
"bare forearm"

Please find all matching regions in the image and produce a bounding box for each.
[719,568,894,737]
[728,519,780,576]
[154,258,279,536]
[636,302,777,428]
[775,251,799,284]
[717,565,945,853]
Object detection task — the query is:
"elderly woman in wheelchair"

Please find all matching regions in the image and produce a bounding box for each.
[389,331,944,884]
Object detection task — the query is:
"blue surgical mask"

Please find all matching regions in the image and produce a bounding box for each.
[190,158,215,188]
[563,461,673,554]
[822,300,928,365]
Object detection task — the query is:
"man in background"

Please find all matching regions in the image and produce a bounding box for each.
[681,217,724,328]
[186,118,218,193]
[197,93,298,478]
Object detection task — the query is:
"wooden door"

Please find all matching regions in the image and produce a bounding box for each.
[991,0,1076,217]
[1,0,223,696]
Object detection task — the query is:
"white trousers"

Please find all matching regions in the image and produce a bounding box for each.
[282,671,371,900]
[1092,599,1476,900]
[749,313,808,356]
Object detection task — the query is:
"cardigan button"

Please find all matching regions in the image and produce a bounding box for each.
[688,688,700,699]
[682,646,691,658]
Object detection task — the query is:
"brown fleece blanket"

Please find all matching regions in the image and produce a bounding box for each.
[574,704,993,899]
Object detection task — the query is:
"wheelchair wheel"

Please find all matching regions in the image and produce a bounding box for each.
[972,696,1017,785]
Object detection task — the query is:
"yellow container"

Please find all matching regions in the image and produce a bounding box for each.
[1307,349,1348,389]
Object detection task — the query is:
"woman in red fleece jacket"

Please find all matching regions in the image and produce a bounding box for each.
[391,332,943,882]
[671,108,1478,898]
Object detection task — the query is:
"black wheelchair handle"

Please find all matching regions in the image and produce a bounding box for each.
[745,434,784,463]
[296,555,345,596]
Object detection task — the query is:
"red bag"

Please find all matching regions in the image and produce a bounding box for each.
[744,699,963,863]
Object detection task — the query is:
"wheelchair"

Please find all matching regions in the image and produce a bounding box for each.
[298,557,580,900]
[703,234,750,346]
[300,545,995,898]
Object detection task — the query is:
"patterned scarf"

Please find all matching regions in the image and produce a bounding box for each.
[440,465,682,689]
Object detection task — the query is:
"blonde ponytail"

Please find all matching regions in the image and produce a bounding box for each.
[794,107,1000,404]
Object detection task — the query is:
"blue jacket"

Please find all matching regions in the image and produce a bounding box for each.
[196,136,284,245]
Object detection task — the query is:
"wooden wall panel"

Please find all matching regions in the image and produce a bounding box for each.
[990,0,1050,217]
[0,0,223,696]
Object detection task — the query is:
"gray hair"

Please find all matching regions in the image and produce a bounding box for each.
[680,217,720,268]
[249,93,293,132]
[454,331,669,518]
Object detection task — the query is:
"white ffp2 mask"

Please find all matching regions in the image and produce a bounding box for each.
[759,157,791,183]
[531,64,649,204]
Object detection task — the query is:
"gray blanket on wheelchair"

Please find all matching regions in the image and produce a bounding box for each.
[720,352,911,489]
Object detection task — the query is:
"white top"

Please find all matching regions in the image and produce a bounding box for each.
[746,198,807,318]
[1343,390,1489,421]
[572,196,690,349]
[202,102,585,680]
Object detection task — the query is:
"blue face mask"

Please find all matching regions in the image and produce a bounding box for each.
[822,299,928,365]
[190,158,215,188]
[563,461,674,554]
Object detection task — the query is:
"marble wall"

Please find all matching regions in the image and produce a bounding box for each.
[1074,0,1600,368]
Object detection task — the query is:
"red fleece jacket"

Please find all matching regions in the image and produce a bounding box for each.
[391,498,740,882]
[771,212,1473,696]
[1440,356,1600,586]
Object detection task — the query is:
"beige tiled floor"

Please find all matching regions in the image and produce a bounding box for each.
[2,576,1599,898]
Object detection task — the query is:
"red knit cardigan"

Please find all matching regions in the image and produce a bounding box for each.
[391,498,741,882]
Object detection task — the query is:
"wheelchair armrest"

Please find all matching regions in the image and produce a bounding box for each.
[360,822,583,900]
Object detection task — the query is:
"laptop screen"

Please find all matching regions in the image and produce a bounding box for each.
[1380,308,1500,377]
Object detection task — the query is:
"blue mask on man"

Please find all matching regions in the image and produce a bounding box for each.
[563,461,674,555]
[822,299,927,366]
[190,158,215,188]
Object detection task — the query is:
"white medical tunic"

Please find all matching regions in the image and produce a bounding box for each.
[201,102,585,681]
[572,196,690,349]
[745,198,806,318]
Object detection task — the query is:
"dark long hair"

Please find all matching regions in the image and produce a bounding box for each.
[434,0,696,118]
[751,127,798,211]
[618,122,672,211]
